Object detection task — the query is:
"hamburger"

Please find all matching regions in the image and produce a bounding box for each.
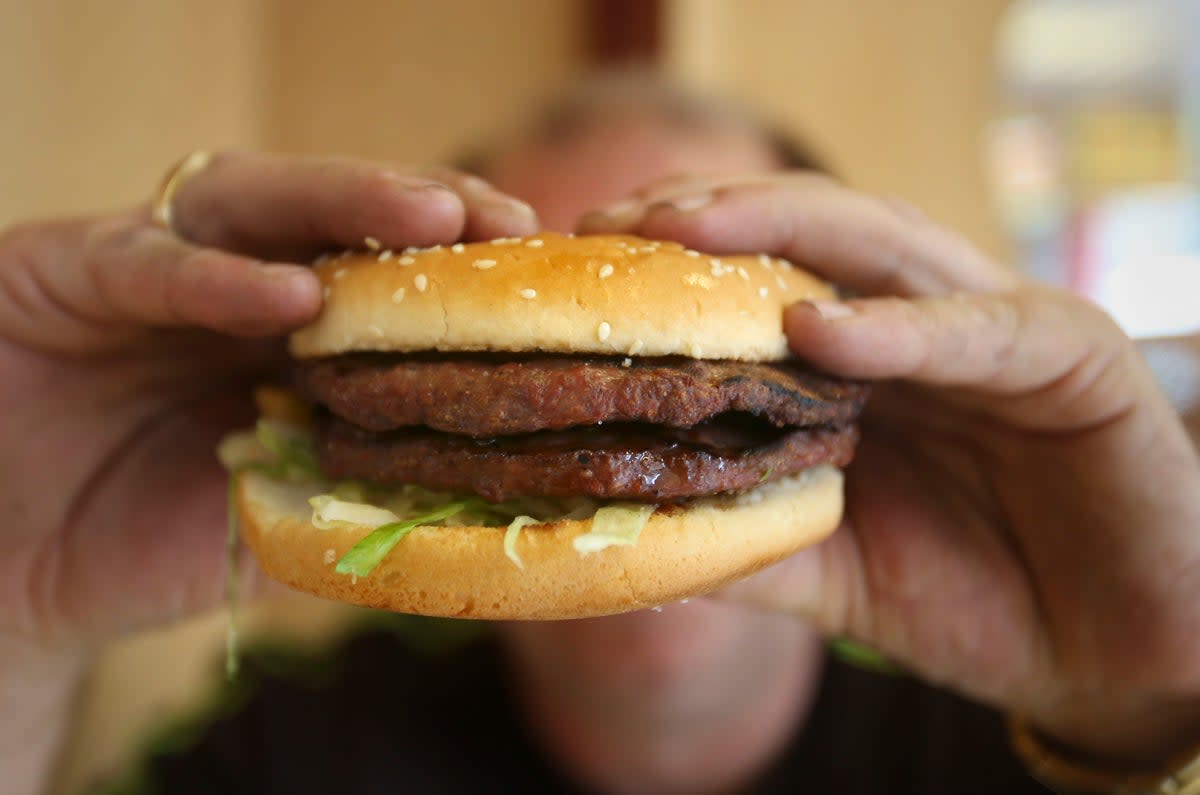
[224,232,867,620]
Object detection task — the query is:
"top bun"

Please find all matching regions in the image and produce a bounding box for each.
[290,233,833,361]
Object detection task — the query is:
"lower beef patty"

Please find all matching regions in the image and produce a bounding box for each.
[316,416,859,503]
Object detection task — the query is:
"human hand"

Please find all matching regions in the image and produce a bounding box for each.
[0,151,536,792]
[579,173,1200,770]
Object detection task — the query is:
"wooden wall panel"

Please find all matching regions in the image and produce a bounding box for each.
[666,0,1013,258]
[264,0,584,163]
[0,0,268,225]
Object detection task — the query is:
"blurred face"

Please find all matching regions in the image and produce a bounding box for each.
[486,112,780,231]
[481,112,824,789]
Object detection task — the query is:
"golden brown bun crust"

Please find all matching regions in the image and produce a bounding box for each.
[290,233,834,361]
[236,466,844,620]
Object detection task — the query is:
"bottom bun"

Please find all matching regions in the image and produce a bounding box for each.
[236,466,844,620]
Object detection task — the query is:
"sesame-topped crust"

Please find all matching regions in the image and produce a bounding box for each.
[289,233,834,361]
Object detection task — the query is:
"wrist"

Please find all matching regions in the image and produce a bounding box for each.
[0,636,89,795]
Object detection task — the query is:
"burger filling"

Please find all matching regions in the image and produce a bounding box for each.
[294,353,868,503]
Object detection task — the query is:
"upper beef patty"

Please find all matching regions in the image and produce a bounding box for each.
[296,354,868,437]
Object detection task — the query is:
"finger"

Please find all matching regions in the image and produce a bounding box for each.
[2,213,322,351]
[579,173,786,231]
[168,152,535,260]
[582,177,1017,297]
[784,289,1152,431]
[415,167,540,241]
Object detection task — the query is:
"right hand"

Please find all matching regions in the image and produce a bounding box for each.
[0,151,538,653]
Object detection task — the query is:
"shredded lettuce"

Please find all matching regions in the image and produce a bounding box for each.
[572,503,656,554]
[218,421,663,585]
[828,638,902,675]
[224,475,241,679]
[503,516,540,570]
[335,501,471,577]
[254,419,319,480]
[308,494,400,530]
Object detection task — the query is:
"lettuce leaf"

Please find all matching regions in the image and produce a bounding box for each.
[572,503,656,554]
[503,516,540,570]
[335,501,471,577]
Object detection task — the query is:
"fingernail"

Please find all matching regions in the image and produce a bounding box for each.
[663,193,713,213]
[507,198,537,219]
[882,197,930,224]
[459,175,495,196]
[257,263,309,280]
[596,198,643,222]
[418,180,456,194]
[806,300,856,320]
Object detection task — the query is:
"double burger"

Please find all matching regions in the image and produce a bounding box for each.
[228,233,867,619]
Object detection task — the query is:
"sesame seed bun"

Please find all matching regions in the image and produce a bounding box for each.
[289,233,834,361]
[236,465,843,620]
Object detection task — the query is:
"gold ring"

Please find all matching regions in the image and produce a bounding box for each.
[151,150,212,234]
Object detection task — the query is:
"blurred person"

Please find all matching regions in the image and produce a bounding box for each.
[3,73,1200,795]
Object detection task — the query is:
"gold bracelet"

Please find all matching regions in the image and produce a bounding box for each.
[151,150,212,235]
[1009,714,1200,794]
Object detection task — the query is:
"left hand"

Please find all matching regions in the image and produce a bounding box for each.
[578,173,1200,770]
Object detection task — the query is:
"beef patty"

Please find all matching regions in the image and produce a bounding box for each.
[317,416,859,503]
[300,354,867,502]
[297,354,869,437]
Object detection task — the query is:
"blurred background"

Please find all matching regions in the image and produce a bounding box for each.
[2,1,1196,791]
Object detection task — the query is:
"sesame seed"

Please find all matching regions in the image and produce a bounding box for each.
[525,238,544,248]
[598,263,614,279]
[391,287,406,303]
[639,246,657,253]
[451,243,465,253]
[364,236,381,251]
[758,253,771,267]
[334,268,347,280]
[709,258,722,268]
[597,321,611,342]
[414,274,428,292]
[690,343,703,358]
[519,288,537,299]
[710,262,724,277]
[426,244,442,253]
[685,249,700,258]
[776,275,787,289]
[723,265,736,274]
[377,249,393,262]
[758,286,769,299]
[737,266,750,280]
[492,237,519,245]
[621,357,633,367]
[368,324,384,337]
[628,339,644,355]
[324,548,336,565]
[398,255,416,266]
[472,258,497,270]
[403,246,418,255]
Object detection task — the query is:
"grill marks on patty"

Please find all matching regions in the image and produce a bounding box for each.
[297,354,869,437]
[318,417,859,503]
[300,353,867,502]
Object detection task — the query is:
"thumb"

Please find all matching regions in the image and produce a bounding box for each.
[783,288,1154,433]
